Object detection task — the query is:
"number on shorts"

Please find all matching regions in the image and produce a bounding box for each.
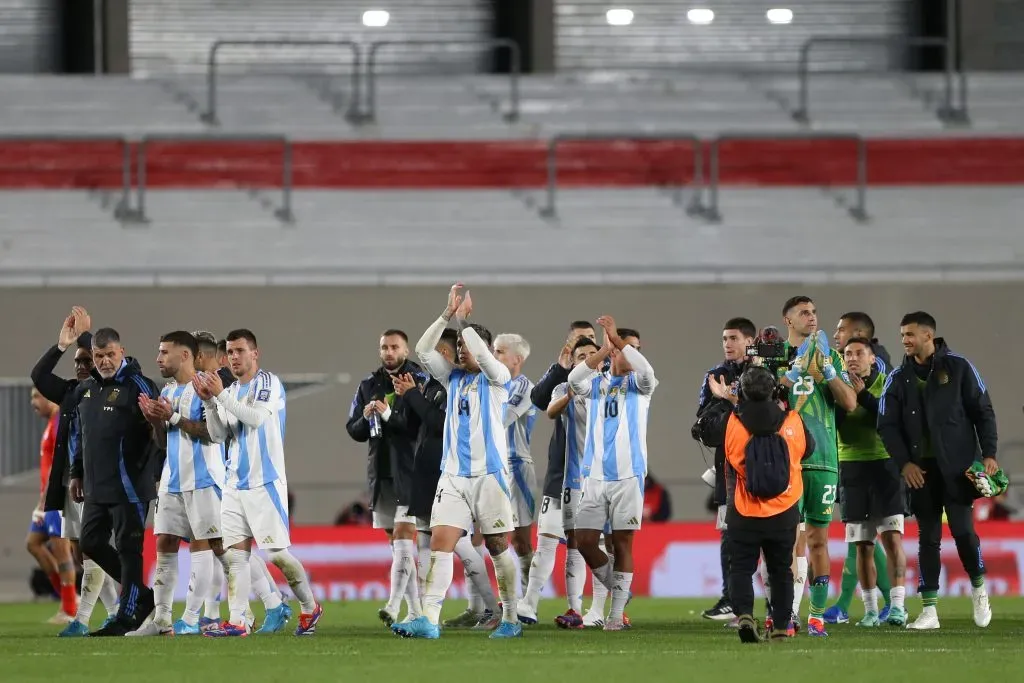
[793,376,815,396]
[821,484,837,505]
[458,398,470,416]
[563,487,572,505]
[604,400,619,418]
[541,497,550,514]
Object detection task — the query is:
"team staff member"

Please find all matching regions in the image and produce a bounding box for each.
[702,367,815,643]
[346,329,428,627]
[69,328,161,636]
[834,312,892,372]
[878,311,998,631]
[695,317,756,622]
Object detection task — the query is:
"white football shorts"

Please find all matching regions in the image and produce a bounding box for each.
[575,477,644,532]
[222,479,291,550]
[430,471,514,535]
[536,494,565,539]
[561,488,584,532]
[372,479,416,530]
[60,492,83,541]
[509,460,538,528]
[845,515,905,543]
[154,487,223,540]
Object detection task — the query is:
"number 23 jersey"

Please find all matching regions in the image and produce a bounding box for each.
[781,342,846,473]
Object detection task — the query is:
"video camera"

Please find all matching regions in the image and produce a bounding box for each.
[744,326,791,407]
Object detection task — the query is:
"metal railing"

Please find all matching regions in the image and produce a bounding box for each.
[127,134,294,224]
[359,39,521,125]
[200,39,363,125]
[705,132,868,223]
[794,36,968,126]
[0,134,132,218]
[540,133,703,219]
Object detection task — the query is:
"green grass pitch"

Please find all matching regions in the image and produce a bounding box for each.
[2,598,1023,682]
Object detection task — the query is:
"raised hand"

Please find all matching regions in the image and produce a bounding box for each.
[392,372,416,396]
[445,283,464,319]
[596,315,621,349]
[71,306,91,336]
[557,340,574,369]
[192,375,213,400]
[57,314,78,349]
[456,290,473,320]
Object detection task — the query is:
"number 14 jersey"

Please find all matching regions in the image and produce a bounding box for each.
[442,368,510,478]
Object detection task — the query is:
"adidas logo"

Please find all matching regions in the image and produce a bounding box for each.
[155,579,165,586]
[566,572,575,578]
[627,517,639,526]
[207,526,218,534]
[262,536,274,544]
[492,520,506,529]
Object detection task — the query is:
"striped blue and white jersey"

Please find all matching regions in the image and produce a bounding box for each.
[551,381,588,491]
[159,380,226,493]
[504,375,537,466]
[569,346,657,482]
[416,317,512,478]
[220,370,287,490]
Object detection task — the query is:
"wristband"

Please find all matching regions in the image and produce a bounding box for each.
[169,412,182,426]
[57,343,68,353]
[784,366,802,383]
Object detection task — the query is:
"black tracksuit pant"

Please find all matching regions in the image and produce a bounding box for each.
[80,500,153,624]
[729,525,796,627]
[719,528,731,602]
[911,466,985,592]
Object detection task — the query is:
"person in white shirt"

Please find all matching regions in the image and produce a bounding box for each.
[392,284,523,640]
[568,316,657,632]
[494,333,538,597]
[194,328,322,637]
[132,331,226,636]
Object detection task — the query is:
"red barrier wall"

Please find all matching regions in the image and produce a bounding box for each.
[1,138,1023,189]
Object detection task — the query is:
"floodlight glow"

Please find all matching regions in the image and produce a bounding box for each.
[606,9,634,26]
[687,9,714,25]
[767,8,793,25]
[362,10,390,27]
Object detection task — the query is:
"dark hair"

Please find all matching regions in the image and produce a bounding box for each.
[844,336,875,352]
[617,327,640,341]
[92,327,121,349]
[192,330,219,355]
[381,329,408,343]
[570,320,594,331]
[724,317,757,339]
[740,366,777,402]
[840,312,876,339]
[160,331,199,357]
[439,328,459,353]
[76,332,93,351]
[216,339,227,355]
[782,295,813,316]
[900,311,936,331]
[466,323,492,347]
[226,328,258,349]
[572,337,600,354]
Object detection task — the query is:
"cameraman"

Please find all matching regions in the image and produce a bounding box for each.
[699,367,816,643]
[694,317,756,622]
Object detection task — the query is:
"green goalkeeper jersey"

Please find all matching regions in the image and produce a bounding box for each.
[779,339,846,473]
[838,371,889,462]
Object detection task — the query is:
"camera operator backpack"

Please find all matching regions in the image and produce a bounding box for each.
[744,431,791,499]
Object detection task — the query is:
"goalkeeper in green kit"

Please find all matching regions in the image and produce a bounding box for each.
[771,297,857,638]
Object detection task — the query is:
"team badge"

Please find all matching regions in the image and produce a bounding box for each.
[937,370,949,385]
[107,388,120,402]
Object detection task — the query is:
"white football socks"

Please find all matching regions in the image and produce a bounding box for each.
[589,551,612,616]
[205,567,225,621]
[862,585,879,615]
[490,548,519,624]
[565,548,585,613]
[76,559,107,625]
[416,532,431,600]
[224,548,252,627]
[518,549,534,597]
[522,535,558,613]
[182,549,215,626]
[152,552,177,626]
[422,550,454,625]
[249,553,282,610]
[890,585,906,610]
[455,535,497,613]
[387,539,418,616]
[609,571,633,621]
[792,556,808,618]
[268,549,316,613]
[758,556,772,604]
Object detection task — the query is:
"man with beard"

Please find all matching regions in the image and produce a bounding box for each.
[346,329,429,627]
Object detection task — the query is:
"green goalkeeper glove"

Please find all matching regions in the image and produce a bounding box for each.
[965,461,1009,498]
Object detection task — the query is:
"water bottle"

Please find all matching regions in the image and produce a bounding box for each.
[368,411,382,439]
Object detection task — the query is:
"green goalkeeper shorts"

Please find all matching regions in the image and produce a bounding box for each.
[800,469,839,526]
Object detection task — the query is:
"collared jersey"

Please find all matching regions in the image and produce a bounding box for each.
[223,370,287,490]
[579,372,654,482]
[159,380,226,493]
[443,369,509,477]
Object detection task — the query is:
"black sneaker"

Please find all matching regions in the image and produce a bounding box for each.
[88,618,130,637]
[736,614,761,643]
[701,597,734,621]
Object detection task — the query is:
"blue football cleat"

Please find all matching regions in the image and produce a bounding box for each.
[391,615,440,639]
[173,619,201,635]
[879,604,891,623]
[198,616,219,632]
[203,622,250,638]
[100,614,118,630]
[489,621,523,639]
[823,604,849,624]
[257,604,290,634]
[807,618,829,637]
[280,602,293,621]
[294,603,323,636]
[58,620,89,637]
